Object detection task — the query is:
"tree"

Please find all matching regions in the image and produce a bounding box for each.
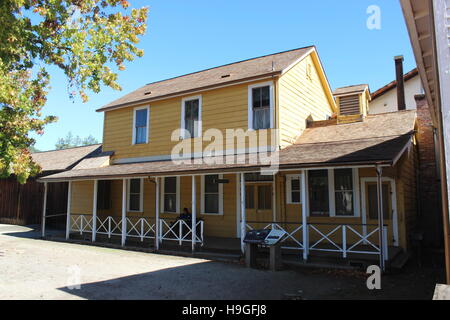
[55,131,98,149]
[0,0,148,183]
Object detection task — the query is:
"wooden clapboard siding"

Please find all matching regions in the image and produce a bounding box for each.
[71,181,94,214]
[103,81,277,162]
[278,53,334,148]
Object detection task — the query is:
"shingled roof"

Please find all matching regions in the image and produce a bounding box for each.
[32,144,102,172]
[97,46,315,112]
[333,84,370,96]
[371,68,419,100]
[39,111,416,181]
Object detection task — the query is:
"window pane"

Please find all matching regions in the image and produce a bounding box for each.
[257,185,272,210]
[135,109,147,127]
[130,179,140,194]
[245,173,273,182]
[335,169,353,191]
[205,175,218,193]
[205,194,219,213]
[252,87,261,109]
[308,170,329,216]
[245,185,254,209]
[261,86,270,107]
[291,191,300,203]
[135,126,147,144]
[253,108,270,130]
[164,194,177,212]
[165,177,176,194]
[129,194,140,211]
[184,118,194,138]
[291,178,300,191]
[184,99,199,138]
[335,191,353,216]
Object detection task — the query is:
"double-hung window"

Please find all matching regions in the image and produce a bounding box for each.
[128,178,143,212]
[133,107,149,144]
[334,169,354,216]
[307,169,359,217]
[286,174,301,204]
[181,96,201,139]
[248,83,273,130]
[162,177,179,213]
[201,174,223,215]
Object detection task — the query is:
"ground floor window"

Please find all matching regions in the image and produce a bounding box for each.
[97,180,111,210]
[201,174,223,215]
[286,174,301,204]
[128,178,143,212]
[307,168,358,217]
[162,177,179,213]
[245,184,272,211]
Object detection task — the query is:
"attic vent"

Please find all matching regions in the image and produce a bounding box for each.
[221,74,230,79]
[338,94,360,115]
[144,91,151,95]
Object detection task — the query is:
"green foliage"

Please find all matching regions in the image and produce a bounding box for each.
[0,0,148,183]
[55,131,98,149]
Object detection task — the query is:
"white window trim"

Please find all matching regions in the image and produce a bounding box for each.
[286,174,302,204]
[247,81,274,131]
[160,176,180,214]
[132,105,150,145]
[127,178,144,212]
[200,174,224,215]
[180,95,202,139]
[305,168,360,218]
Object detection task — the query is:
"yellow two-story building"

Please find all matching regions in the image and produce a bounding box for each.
[40,46,418,269]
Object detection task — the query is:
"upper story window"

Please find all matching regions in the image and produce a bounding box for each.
[133,106,149,144]
[128,178,143,212]
[248,82,273,130]
[181,96,202,139]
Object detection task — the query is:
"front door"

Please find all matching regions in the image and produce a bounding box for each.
[245,183,273,226]
[363,180,398,246]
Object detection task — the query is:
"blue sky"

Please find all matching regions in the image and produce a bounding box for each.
[33,0,416,151]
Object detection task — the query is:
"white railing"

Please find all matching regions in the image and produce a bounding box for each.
[71,214,93,234]
[126,217,156,241]
[245,221,304,251]
[159,218,204,246]
[70,214,156,243]
[307,223,389,261]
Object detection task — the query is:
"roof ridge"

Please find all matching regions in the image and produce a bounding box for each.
[32,143,102,154]
[294,132,413,147]
[141,45,315,88]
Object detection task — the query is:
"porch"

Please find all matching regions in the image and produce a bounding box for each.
[41,164,405,271]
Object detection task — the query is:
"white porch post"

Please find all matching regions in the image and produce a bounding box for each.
[41,182,48,238]
[272,176,276,224]
[376,165,385,271]
[301,170,308,261]
[121,179,127,246]
[192,175,197,252]
[65,181,72,240]
[240,172,246,253]
[92,180,98,242]
[155,177,160,250]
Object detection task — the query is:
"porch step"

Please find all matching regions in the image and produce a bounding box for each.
[388,250,410,271]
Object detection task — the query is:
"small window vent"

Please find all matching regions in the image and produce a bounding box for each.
[144,91,151,95]
[221,74,231,79]
[338,94,360,115]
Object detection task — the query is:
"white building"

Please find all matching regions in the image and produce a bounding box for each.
[369,68,422,114]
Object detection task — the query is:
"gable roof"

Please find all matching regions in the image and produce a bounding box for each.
[333,84,370,96]
[39,111,416,181]
[31,144,102,172]
[371,68,419,100]
[97,46,316,112]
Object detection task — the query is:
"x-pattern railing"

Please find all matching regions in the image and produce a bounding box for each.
[71,214,93,234]
[308,224,344,252]
[126,217,155,241]
[159,219,204,246]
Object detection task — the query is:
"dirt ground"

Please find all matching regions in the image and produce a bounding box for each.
[0,224,444,300]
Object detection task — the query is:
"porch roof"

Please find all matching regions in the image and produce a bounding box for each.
[39,110,416,182]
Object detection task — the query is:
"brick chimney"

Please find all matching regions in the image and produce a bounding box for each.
[415,93,442,247]
[395,55,406,110]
